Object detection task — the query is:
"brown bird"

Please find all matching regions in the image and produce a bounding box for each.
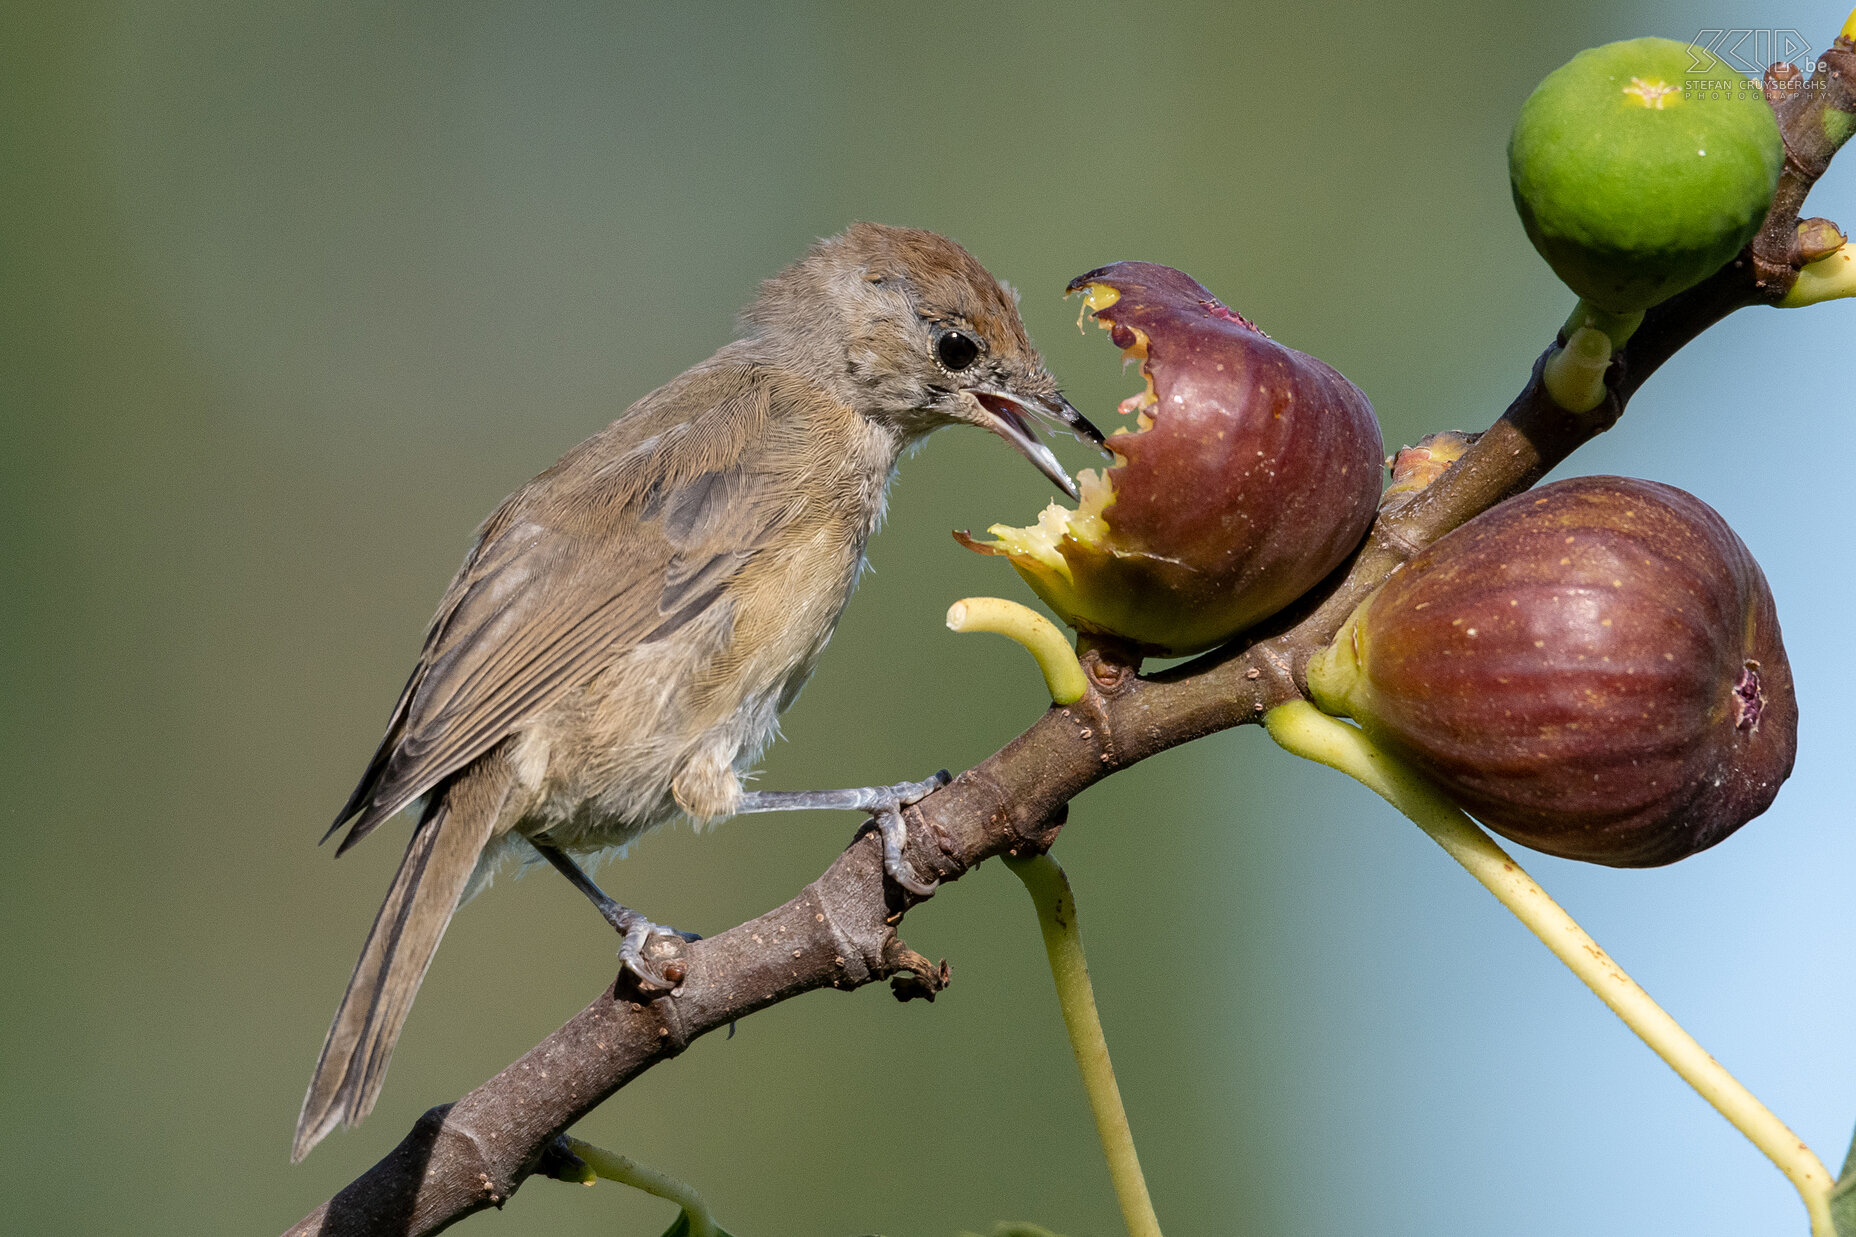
[292,223,1101,1161]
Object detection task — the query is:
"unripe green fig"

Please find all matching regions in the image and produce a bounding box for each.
[1308,476,1795,867]
[958,263,1383,656]
[1509,37,1784,313]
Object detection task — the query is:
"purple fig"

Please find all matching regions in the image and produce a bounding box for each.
[958,262,1384,656]
[1308,475,1795,867]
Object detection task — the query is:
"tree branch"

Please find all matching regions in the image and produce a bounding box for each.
[283,42,1852,1235]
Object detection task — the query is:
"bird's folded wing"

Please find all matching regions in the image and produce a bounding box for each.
[327,374,789,852]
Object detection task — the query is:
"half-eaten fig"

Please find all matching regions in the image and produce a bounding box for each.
[958,262,1384,656]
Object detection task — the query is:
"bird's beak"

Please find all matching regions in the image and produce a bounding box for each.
[968,388,1105,500]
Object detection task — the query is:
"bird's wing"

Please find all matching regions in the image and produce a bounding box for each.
[327,367,795,852]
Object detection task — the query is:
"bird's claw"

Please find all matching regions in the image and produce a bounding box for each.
[869,768,950,897]
[615,913,696,992]
[892,768,953,804]
[876,805,940,896]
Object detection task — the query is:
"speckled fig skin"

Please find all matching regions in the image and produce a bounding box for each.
[1312,476,1795,867]
[961,263,1381,655]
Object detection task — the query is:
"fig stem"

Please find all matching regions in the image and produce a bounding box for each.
[1779,241,1856,307]
[1560,299,1645,347]
[1262,700,1837,1236]
[1541,325,1614,413]
[1004,852,1164,1237]
[559,1137,721,1237]
[946,597,1089,705]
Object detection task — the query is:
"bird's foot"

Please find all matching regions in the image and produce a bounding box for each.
[861,770,952,897]
[612,908,700,992]
[735,769,953,897]
[529,839,699,991]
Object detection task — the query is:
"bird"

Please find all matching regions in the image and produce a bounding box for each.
[292,222,1103,1162]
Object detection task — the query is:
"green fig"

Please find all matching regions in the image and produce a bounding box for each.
[1509,37,1784,313]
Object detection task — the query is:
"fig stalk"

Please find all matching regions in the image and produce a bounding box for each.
[1780,241,1856,307]
[1541,324,1614,412]
[1005,854,1164,1237]
[945,596,1089,705]
[1560,299,1644,347]
[1263,700,1837,1236]
[559,1137,725,1237]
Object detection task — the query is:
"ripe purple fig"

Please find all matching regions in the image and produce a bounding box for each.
[957,262,1383,656]
[1307,476,1796,867]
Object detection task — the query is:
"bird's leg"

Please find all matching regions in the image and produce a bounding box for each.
[530,840,700,990]
[734,770,951,897]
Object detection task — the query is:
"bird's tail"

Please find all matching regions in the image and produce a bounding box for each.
[292,764,506,1162]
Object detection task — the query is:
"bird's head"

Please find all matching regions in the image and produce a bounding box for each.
[743,222,1103,497]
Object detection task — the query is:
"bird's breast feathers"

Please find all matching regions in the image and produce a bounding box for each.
[496,391,901,850]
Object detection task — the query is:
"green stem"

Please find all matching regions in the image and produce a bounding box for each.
[1005,853,1163,1237]
[946,596,1089,705]
[1261,701,1836,1237]
[562,1137,721,1237]
[1541,325,1614,413]
[1780,242,1856,307]
[1560,298,1645,347]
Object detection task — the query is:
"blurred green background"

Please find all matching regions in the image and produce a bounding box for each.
[4,1,1854,1234]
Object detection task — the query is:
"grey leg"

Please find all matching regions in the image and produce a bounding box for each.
[531,840,699,989]
[735,770,952,897]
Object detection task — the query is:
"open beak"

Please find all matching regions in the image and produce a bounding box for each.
[969,388,1105,500]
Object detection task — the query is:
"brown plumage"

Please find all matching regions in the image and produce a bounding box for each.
[293,223,1099,1161]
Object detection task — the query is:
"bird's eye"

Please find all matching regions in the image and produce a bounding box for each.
[935,329,980,372]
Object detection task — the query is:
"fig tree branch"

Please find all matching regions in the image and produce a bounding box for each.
[281,46,1852,1237]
